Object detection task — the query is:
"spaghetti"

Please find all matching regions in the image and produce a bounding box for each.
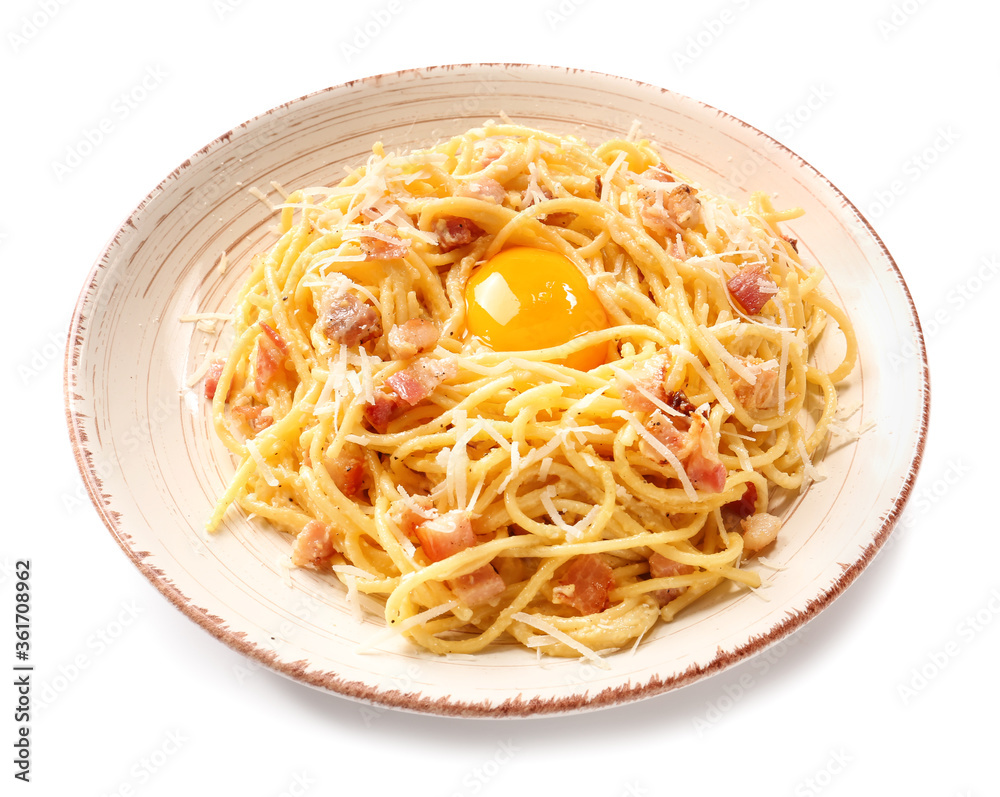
[203,121,857,659]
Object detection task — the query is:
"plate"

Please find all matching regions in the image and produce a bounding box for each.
[65,64,928,717]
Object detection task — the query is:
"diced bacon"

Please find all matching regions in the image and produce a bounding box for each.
[782,234,799,253]
[663,390,696,416]
[317,288,382,347]
[449,564,505,607]
[725,481,758,519]
[641,164,676,183]
[642,413,727,493]
[387,318,439,360]
[392,494,436,539]
[685,415,727,493]
[643,411,696,461]
[729,357,780,411]
[617,354,669,412]
[664,184,702,228]
[476,139,505,168]
[552,554,616,615]
[363,388,407,432]
[324,443,366,497]
[231,401,273,434]
[648,552,695,605]
[359,230,408,261]
[434,216,484,252]
[741,512,781,554]
[204,359,225,400]
[727,263,779,315]
[415,509,475,562]
[364,357,457,431]
[458,177,506,205]
[291,520,335,569]
[255,323,289,394]
[385,357,458,406]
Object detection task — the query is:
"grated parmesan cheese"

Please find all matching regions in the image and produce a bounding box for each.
[512,612,610,669]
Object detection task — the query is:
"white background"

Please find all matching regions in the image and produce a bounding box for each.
[2,0,995,794]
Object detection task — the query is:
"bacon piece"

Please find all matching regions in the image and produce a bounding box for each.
[617,354,669,412]
[363,388,407,432]
[385,357,458,406]
[204,359,225,400]
[458,177,506,205]
[664,184,702,228]
[291,520,335,569]
[434,216,484,252]
[641,164,676,183]
[648,552,696,605]
[392,495,436,539]
[685,415,727,493]
[725,481,758,519]
[324,443,366,497]
[476,140,505,169]
[317,287,382,347]
[642,412,727,493]
[359,229,408,261]
[729,357,780,412]
[255,323,289,394]
[415,510,475,562]
[231,401,273,434]
[639,183,702,238]
[449,564,505,607]
[552,554,616,615]
[741,512,781,554]
[663,390,696,416]
[727,263,779,315]
[387,318,439,360]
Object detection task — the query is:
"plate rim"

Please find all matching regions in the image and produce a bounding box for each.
[63,62,931,718]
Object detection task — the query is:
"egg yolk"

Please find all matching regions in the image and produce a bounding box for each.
[465,246,609,370]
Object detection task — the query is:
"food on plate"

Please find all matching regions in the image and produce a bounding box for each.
[202,121,857,661]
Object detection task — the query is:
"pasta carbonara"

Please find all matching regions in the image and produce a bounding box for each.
[202,121,857,661]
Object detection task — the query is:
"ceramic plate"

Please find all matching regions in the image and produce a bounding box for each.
[65,64,928,717]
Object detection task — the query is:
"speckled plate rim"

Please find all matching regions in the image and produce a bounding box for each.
[64,63,930,718]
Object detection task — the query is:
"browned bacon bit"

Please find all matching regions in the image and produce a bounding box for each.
[231,401,273,434]
[392,494,436,540]
[594,174,603,198]
[782,234,799,253]
[663,390,696,416]
[617,354,670,412]
[384,357,458,406]
[204,359,225,400]
[415,509,475,562]
[291,520,335,569]
[648,552,696,605]
[725,481,758,519]
[388,318,439,360]
[317,288,382,347]
[255,323,289,394]
[363,388,407,432]
[644,412,696,461]
[665,184,702,229]
[358,229,408,261]
[476,139,505,168]
[727,263,779,315]
[552,554,616,615]
[449,564,505,607]
[324,443,366,497]
[458,177,506,205]
[434,216,484,252]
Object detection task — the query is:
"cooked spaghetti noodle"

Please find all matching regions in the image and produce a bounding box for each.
[203,121,857,660]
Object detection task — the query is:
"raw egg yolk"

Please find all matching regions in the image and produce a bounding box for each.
[465,246,609,370]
